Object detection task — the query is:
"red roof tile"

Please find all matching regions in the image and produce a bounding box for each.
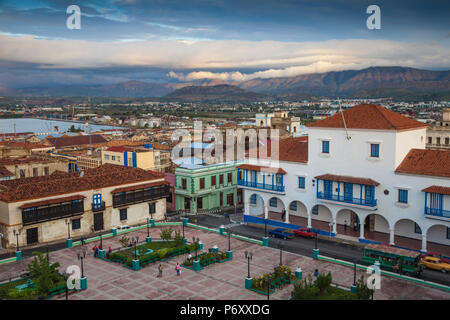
[19,195,86,209]
[0,141,53,150]
[237,164,287,174]
[0,164,162,203]
[395,149,450,178]
[111,180,169,194]
[422,185,450,195]
[314,174,380,186]
[248,136,308,163]
[307,104,428,131]
[106,146,134,152]
[0,165,14,178]
[46,135,107,148]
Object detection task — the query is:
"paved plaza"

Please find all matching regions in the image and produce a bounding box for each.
[0,225,448,300]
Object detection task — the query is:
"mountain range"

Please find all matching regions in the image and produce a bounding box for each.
[0,67,449,100]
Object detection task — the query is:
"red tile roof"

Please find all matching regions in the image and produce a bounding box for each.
[0,141,53,150]
[0,164,162,203]
[395,149,450,178]
[314,174,380,186]
[0,157,49,165]
[248,136,308,163]
[237,164,287,174]
[307,104,428,131]
[46,135,107,148]
[106,146,134,152]
[0,165,14,178]
[422,186,450,195]
[19,195,86,209]
[111,180,169,194]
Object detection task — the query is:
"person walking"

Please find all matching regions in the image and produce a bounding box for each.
[175,263,181,276]
[106,246,112,259]
[157,264,163,278]
[92,245,98,257]
[344,220,347,233]
[313,269,319,281]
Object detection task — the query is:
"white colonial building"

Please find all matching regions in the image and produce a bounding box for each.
[239,104,450,254]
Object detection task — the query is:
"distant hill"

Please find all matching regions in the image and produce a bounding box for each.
[163,84,268,102]
[239,67,450,98]
[1,66,449,100]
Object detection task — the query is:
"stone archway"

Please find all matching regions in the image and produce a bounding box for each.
[268,196,286,222]
[335,209,360,237]
[310,204,332,232]
[246,193,265,217]
[393,218,422,251]
[425,224,450,256]
[362,213,390,243]
[288,200,308,226]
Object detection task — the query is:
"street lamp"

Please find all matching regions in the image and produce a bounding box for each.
[278,242,283,266]
[62,272,69,300]
[66,219,71,239]
[244,250,253,278]
[147,217,150,238]
[182,218,185,239]
[13,229,20,251]
[132,236,139,260]
[315,232,318,249]
[264,218,268,238]
[227,228,232,252]
[77,248,86,278]
[353,259,357,287]
[192,237,200,261]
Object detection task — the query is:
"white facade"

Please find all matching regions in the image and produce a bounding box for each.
[241,125,450,253]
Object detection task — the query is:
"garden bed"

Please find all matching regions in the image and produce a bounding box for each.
[248,265,296,295]
[105,240,198,269]
[181,251,232,271]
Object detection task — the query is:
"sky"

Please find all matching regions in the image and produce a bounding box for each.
[0,0,449,88]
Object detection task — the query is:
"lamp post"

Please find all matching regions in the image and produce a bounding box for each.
[77,248,87,290]
[62,272,69,300]
[227,229,232,251]
[278,242,283,266]
[264,218,268,238]
[192,237,201,271]
[132,236,139,261]
[147,217,150,238]
[13,229,20,251]
[350,259,357,293]
[66,219,71,239]
[244,250,253,278]
[99,233,103,250]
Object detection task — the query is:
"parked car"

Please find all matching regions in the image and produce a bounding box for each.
[420,256,450,273]
[268,228,294,239]
[293,227,316,239]
[420,252,450,264]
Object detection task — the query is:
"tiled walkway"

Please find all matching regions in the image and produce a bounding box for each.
[0,226,448,300]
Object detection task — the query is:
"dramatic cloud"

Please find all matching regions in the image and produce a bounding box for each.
[0,34,448,83]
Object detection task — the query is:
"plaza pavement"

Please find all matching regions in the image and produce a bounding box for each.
[0,225,448,300]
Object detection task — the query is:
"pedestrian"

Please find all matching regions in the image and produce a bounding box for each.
[313,269,319,281]
[175,263,181,276]
[157,264,163,278]
[92,245,98,257]
[282,209,286,221]
[80,236,85,246]
[107,246,112,259]
[353,221,357,232]
[344,220,347,233]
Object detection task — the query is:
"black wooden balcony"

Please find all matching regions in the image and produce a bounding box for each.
[113,184,170,208]
[22,202,84,226]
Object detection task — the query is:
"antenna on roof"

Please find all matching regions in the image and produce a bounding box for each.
[339,98,351,140]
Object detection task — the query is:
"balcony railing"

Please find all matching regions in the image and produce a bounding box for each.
[425,207,450,219]
[92,201,106,212]
[238,179,285,193]
[22,202,84,226]
[113,185,170,208]
[317,192,377,207]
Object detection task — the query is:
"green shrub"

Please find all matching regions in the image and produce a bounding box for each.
[174,229,184,246]
[355,275,373,300]
[156,249,168,259]
[7,287,38,300]
[315,272,332,294]
[119,236,130,248]
[160,227,173,243]
[291,276,320,300]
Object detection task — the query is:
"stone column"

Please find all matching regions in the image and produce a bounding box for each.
[332,217,337,235]
[421,234,427,253]
[264,205,269,220]
[285,206,289,223]
[389,228,395,245]
[359,222,365,240]
[307,212,312,229]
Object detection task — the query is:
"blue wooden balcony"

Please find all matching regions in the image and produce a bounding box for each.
[238,179,285,193]
[317,192,377,207]
[425,207,450,219]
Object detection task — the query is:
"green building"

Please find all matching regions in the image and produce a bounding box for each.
[174,159,241,214]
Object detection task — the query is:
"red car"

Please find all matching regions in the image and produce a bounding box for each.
[293,227,316,239]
